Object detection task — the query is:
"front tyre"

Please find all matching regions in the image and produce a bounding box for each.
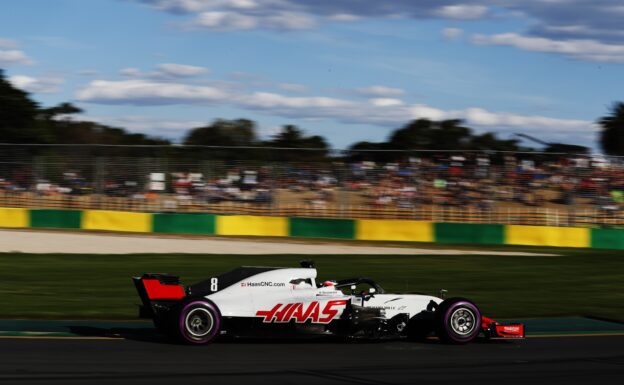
[435,297,481,344]
[177,300,221,344]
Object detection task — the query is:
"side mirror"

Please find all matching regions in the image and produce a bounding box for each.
[350,285,356,290]
[369,288,376,294]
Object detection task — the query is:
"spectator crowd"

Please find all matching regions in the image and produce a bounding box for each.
[1,153,624,216]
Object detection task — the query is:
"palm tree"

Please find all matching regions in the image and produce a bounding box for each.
[599,102,624,155]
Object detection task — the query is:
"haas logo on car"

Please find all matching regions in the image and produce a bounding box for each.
[256,300,347,324]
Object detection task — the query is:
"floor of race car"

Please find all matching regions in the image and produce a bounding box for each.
[0,332,621,385]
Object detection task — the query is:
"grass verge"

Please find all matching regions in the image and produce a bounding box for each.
[0,251,622,320]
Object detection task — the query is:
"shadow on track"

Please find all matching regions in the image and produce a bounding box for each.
[67,325,174,344]
[66,324,515,347]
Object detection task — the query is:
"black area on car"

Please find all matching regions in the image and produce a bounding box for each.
[187,266,283,296]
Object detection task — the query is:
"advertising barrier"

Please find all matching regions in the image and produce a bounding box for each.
[2,208,623,249]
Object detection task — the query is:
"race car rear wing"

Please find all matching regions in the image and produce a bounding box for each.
[133,274,185,318]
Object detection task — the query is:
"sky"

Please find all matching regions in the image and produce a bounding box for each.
[1,0,622,150]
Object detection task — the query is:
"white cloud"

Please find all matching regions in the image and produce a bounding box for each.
[434,4,488,20]
[354,86,406,98]
[327,13,361,22]
[136,0,624,56]
[80,115,205,137]
[145,0,261,13]
[75,79,228,104]
[189,10,315,30]
[78,69,99,77]
[603,4,624,14]
[462,107,589,131]
[192,11,258,30]
[472,32,624,63]
[442,27,464,41]
[369,98,404,107]
[241,91,355,110]
[157,63,209,77]
[0,38,17,49]
[120,67,143,77]
[264,11,316,30]
[276,82,308,93]
[119,63,209,79]
[75,77,593,143]
[9,75,63,94]
[406,104,447,122]
[0,49,34,66]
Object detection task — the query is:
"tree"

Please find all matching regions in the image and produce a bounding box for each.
[469,132,520,151]
[40,102,83,121]
[264,125,329,161]
[599,102,624,156]
[347,141,393,162]
[348,118,522,162]
[0,69,51,143]
[386,119,435,149]
[184,119,258,147]
[386,119,473,150]
[268,125,304,148]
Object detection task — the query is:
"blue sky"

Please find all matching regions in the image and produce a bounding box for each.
[1,0,623,150]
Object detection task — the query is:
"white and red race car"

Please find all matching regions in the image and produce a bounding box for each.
[133,261,524,344]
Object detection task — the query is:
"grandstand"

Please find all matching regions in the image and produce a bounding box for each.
[0,144,622,226]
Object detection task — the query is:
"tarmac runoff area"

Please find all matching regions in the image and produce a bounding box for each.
[0,229,557,255]
[0,318,622,385]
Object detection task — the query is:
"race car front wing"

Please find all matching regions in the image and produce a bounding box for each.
[481,316,525,339]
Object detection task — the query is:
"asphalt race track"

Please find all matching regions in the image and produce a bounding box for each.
[0,334,622,385]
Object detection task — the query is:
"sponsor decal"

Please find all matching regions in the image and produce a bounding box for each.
[256,300,348,324]
[369,305,397,310]
[494,324,525,338]
[316,289,339,295]
[368,305,407,311]
[241,281,286,288]
[502,325,521,333]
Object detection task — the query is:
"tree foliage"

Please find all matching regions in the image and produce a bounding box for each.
[348,118,521,161]
[183,119,257,147]
[2,67,605,160]
[599,102,624,156]
[0,69,169,147]
[0,69,45,143]
[263,125,329,161]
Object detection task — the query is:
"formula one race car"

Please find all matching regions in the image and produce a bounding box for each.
[133,261,524,344]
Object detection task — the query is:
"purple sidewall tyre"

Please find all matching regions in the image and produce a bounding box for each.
[178,300,221,345]
[436,298,481,344]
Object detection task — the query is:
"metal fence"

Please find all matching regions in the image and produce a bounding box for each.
[1,144,624,227]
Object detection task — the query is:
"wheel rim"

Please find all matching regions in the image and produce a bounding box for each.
[449,307,476,336]
[185,308,214,338]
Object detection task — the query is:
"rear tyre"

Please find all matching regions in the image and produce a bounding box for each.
[435,297,481,344]
[177,300,221,344]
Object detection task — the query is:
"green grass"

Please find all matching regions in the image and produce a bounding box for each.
[0,250,622,320]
